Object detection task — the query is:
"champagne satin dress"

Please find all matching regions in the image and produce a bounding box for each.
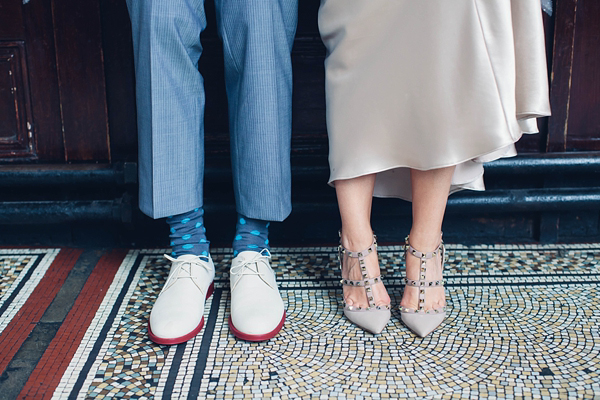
[319,0,551,200]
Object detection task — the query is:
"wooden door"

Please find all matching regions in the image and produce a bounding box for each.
[0,0,110,162]
[0,1,37,160]
[2,0,599,162]
[548,0,600,151]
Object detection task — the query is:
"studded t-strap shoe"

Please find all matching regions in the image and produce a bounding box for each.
[400,235,447,337]
[339,233,391,334]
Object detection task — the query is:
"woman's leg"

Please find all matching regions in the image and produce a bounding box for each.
[336,174,390,307]
[401,166,455,311]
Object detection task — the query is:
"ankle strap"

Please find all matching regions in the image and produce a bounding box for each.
[404,235,443,260]
[403,234,446,312]
[338,232,380,310]
[338,233,377,259]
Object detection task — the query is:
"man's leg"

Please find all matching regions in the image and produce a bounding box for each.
[215,0,298,341]
[127,0,207,219]
[216,0,297,221]
[127,0,215,345]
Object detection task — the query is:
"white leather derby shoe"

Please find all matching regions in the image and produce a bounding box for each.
[229,249,286,341]
[148,254,215,345]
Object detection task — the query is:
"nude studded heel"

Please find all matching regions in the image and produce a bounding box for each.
[400,235,447,337]
[338,233,391,334]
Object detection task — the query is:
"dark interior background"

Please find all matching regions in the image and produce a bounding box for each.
[0,0,599,247]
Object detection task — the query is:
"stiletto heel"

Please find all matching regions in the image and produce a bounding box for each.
[338,233,391,334]
[400,235,447,337]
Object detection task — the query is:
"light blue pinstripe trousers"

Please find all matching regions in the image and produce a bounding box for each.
[126,0,298,220]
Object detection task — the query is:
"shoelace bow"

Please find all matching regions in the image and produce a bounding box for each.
[162,254,212,295]
[230,248,275,291]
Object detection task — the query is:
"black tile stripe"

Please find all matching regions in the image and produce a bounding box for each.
[212,273,600,284]
[0,253,45,317]
[162,341,188,399]
[68,254,142,400]
[445,273,600,278]
[209,279,600,290]
[245,246,600,254]
[188,288,223,400]
[274,281,600,290]
[139,246,600,260]
[442,281,600,287]
[377,246,600,253]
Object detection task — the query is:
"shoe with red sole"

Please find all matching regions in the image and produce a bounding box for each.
[148,254,215,345]
[229,249,286,341]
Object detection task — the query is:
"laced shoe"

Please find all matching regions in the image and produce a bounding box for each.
[229,249,285,341]
[148,254,215,345]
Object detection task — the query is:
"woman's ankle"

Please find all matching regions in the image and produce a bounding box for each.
[407,229,442,252]
[340,229,374,251]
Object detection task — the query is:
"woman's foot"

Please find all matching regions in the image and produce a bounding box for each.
[400,253,446,312]
[340,233,391,309]
[338,232,391,334]
[399,233,447,337]
[400,235,446,312]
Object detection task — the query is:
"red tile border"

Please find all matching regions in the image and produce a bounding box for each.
[0,248,83,374]
[18,249,128,400]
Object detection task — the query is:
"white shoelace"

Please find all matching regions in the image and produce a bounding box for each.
[230,249,275,291]
[161,254,212,295]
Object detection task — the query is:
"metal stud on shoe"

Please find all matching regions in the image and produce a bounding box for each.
[338,232,391,334]
[400,234,447,337]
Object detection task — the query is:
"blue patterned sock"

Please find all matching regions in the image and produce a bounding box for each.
[232,214,270,257]
[167,208,210,258]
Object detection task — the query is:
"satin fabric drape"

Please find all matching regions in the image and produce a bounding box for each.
[319,0,551,200]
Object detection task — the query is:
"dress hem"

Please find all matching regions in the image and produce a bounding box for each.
[327,129,542,187]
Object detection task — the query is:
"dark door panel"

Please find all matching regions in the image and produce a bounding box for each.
[52,0,110,162]
[0,0,599,165]
[0,0,110,163]
[0,42,35,160]
[21,0,64,161]
[566,0,600,151]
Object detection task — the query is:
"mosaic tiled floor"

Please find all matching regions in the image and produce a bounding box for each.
[2,244,600,399]
[0,248,82,376]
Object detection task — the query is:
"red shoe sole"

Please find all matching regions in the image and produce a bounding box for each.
[148,282,214,345]
[228,311,286,342]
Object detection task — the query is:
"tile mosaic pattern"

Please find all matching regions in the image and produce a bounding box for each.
[0,254,34,298]
[15,250,125,400]
[38,245,600,398]
[0,249,60,334]
[0,248,83,380]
